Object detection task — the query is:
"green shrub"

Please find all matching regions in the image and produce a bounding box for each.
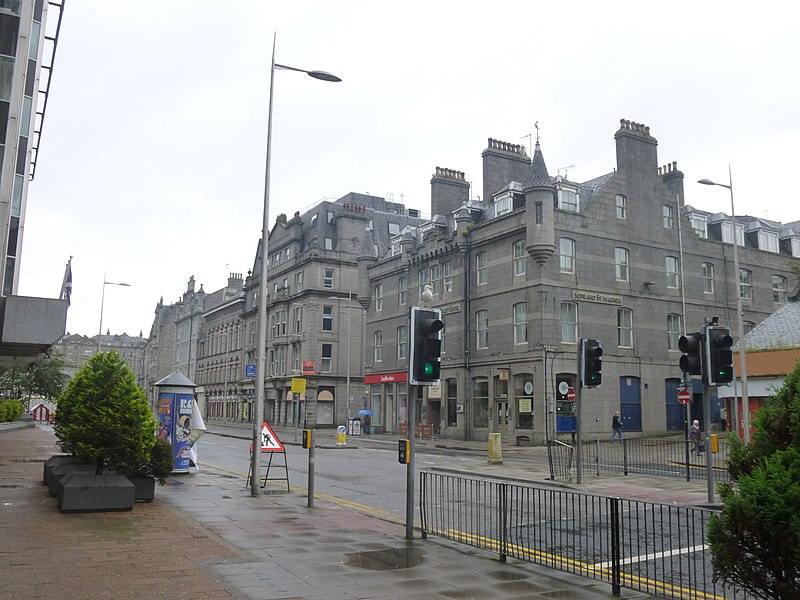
[0,399,23,422]
[55,352,156,476]
[708,358,800,598]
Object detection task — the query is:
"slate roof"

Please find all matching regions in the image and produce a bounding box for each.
[742,298,800,351]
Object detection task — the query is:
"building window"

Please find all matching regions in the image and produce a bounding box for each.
[472,377,489,428]
[615,247,629,282]
[663,205,673,229]
[293,344,300,372]
[773,275,788,303]
[740,269,753,300]
[324,238,333,251]
[443,261,453,293]
[759,231,779,253]
[293,306,302,333]
[702,263,714,294]
[615,194,627,219]
[513,303,527,345]
[397,325,407,360]
[557,188,579,212]
[667,313,681,351]
[476,252,487,285]
[495,193,511,216]
[743,321,755,335]
[388,222,400,235]
[327,210,335,224]
[560,302,578,344]
[323,268,334,289]
[398,276,407,305]
[430,264,440,295]
[513,240,526,276]
[321,343,332,373]
[373,331,382,362]
[560,238,575,274]
[294,270,304,292]
[375,284,383,311]
[666,256,679,289]
[535,201,543,224]
[418,268,428,298]
[322,305,333,331]
[617,308,633,348]
[690,214,707,239]
[476,310,488,349]
[722,221,745,246]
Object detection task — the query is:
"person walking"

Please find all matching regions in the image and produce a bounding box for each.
[689,420,702,453]
[611,411,623,441]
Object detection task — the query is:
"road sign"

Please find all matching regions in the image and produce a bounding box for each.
[249,421,285,453]
[566,387,576,402]
[677,389,691,405]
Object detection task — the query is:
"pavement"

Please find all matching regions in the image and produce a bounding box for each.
[0,420,717,600]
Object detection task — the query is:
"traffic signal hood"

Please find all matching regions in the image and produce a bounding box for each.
[409,307,444,385]
[706,326,734,385]
[679,332,704,376]
[583,339,603,388]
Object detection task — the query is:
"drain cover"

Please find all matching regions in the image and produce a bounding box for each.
[345,547,423,571]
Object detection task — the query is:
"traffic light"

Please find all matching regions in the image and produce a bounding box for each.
[706,326,734,385]
[582,338,603,388]
[679,332,704,376]
[409,306,444,385]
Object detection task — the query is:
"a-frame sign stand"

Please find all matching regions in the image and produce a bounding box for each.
[246,421,290,493]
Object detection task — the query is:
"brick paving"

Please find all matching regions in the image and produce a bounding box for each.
[1,422,703,599]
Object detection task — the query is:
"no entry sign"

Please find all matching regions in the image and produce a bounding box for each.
[678,389,691,405]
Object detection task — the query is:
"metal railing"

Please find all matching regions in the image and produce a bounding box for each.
[420,471,747,599]
[548,438,731,483]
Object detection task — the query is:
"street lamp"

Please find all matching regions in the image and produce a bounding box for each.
[252,34,341,497]
[98,275,131,353]
[699,169,750,443]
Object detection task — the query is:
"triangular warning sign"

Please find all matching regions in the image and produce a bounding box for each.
[259,421,284,452]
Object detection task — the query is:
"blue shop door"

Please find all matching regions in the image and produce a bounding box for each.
[619,376,642,431]
[665,378,684,430]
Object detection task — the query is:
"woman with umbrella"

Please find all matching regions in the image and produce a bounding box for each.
[358,409,372,435]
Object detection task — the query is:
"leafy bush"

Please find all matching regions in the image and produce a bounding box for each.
[0,399,23,422]
[55,352,157,476]
[708,358,800,598]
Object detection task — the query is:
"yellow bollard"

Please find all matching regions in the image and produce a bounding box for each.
[488,432,503,464]
[336,425,347,446]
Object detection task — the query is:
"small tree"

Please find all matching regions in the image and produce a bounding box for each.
[708,358,800,598]
[55,352,156,476]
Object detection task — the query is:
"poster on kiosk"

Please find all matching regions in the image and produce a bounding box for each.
[154,371,198,473]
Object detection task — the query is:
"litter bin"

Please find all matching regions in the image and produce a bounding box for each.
[347,418,362,436]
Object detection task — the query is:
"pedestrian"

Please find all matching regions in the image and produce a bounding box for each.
[363,414,371,435]
[689,420,702,453]
[611,411,623,441]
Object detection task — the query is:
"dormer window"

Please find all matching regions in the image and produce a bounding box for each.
[557,187,579,212]
[390,241,401,256]
[721,221,744,246]
[310,214,318,227]
[388,222,400,235]
[689,213,707,239]
[758,230,779,253]
[494,193,512,217]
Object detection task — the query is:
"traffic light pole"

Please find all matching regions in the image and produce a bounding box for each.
[576,340,584,485]
[702,380,714,503]
[405,384,416,539]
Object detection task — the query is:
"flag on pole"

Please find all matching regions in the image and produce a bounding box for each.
[60,257,72,306]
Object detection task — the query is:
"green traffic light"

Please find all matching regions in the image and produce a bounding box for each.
[424,362,434,376]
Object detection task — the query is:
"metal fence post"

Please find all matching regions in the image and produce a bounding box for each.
[419,471,428,539]
[499,483,508,561]
[622,438,629,476]
[595,438,601,476]
[609,496,621,595]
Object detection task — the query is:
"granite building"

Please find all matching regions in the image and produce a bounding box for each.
[358,119,800,445]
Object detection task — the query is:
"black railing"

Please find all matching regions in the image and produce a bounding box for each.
[420,472,747,599]
[548,438,731,483]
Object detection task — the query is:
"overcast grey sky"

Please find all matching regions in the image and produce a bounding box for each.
[18,1,800,339]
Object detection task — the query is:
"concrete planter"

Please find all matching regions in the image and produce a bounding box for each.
[57,472,135,513]
[48,461,98,497]
[43,455,76,486]
[128,476,156,502]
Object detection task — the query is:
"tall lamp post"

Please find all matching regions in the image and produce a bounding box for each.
[251,34,341,497]
[699,169,750,443]
[98,275,131,353]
